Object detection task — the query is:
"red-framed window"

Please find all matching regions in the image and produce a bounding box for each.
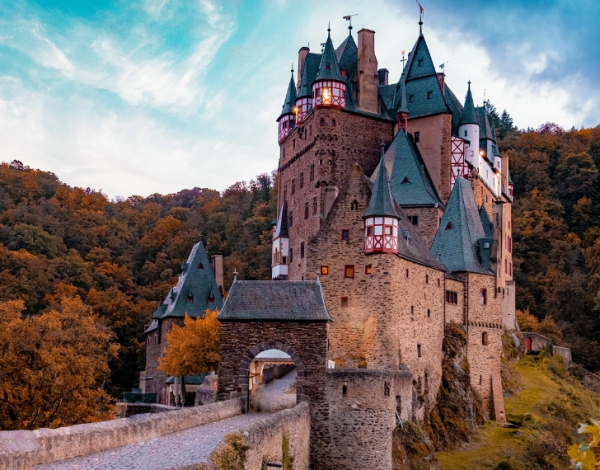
[344,265,355,278]
[320,266,328,275]
[365,265,372,274]
[187,294,193,303]
[313,80,346,108]
[364,216,398,254]
[481,288,487,305]
[341,297,349,308]
[278,114,295,141]
[295,97,312,122]
[209,296,215,304]
[341,229,350,241]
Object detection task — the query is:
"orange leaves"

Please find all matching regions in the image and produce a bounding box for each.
[0,296,117,430]
[159,311,220,377]
[140,215,184,249]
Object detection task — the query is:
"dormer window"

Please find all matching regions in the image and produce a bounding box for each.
[427,91,432,99]
[325,64,331,70]
[418,59,423,67]
[198,263,204,269]
[401,177,410,184]
[209,296,215,304]
[445,222,453,230]
[187,294,194,303]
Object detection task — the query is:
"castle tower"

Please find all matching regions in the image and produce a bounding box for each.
[312,27,346,109]
[364,146,400,254]
[277,71,297,142]
[296,50,321,122]
[458,82,479,167]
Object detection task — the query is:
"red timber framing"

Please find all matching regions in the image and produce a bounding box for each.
[451,136,469,189]
[296,97,312,122]
[365,217,399,254]
[312,80,346,108]
[278,114,295,142]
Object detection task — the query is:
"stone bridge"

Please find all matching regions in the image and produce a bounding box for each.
[0,399,310,470]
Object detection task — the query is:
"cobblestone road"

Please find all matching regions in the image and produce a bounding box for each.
[40,413,269,470]
[250,369,297,412]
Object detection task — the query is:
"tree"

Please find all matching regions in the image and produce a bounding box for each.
[158,311,220,377]
[0,297,118,430]
[498,110,514,138]
[484,100,500,128]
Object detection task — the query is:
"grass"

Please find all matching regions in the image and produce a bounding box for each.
[437,353,600,470]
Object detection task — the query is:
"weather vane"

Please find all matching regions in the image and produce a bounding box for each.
[400,50,407,70]
[343,14,358,33]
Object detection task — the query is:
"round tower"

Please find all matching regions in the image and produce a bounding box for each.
[312,26,346,109]
[458,81,480,166]
[277,69,297,142]
[364,144,400,254]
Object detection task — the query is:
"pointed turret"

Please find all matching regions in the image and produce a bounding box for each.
[277,71,297,141]
[312,27,347,109]
[296,53,321,121]
[272,200,290,279]
[458,81,480,165]
[431,177,492,274]
[364,145,400,255]
[459,82,477,126]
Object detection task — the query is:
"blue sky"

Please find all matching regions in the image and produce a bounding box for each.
[0,0,598,198]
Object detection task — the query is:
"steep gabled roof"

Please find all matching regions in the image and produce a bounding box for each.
[297,53,322,99]
[475,107,494,140]
[273,200,289,239]
[384,131,443,206]
[445,84,464,136]
[277,75,297,122]
[336,33,358,79]
[153,242,224,320]
[405,34,437,81]
[314,32,344,83]
[459,83,477,126]
[431,177,493,275]
[217,280,331,322]
[378,84,397,119]
[479,206,494,238]
[365,150,400,218]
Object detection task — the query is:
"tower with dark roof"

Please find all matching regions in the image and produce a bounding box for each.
[277,71,297,142]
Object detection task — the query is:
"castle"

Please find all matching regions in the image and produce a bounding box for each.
[144,18,517,469]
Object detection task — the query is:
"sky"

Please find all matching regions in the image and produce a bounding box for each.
[0,0,598,198]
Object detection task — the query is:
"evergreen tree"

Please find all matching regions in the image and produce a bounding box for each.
[498,110,515,138]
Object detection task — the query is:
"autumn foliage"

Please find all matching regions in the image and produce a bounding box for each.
[158,311,220,377]
[0,297,117,430]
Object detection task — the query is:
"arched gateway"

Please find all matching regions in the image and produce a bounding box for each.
[217,280,330,412]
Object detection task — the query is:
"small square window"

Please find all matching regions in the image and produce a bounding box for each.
[209,297,215,304]
[481,288,487,305]
[321,266,328,275]
[418,59,423,67]
[365,265,372,275]
[417,343,422,357]
[344,265,355,278]
[341,297,349,308]
[342,229,350,241]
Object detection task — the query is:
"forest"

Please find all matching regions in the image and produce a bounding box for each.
[0,116,599,404]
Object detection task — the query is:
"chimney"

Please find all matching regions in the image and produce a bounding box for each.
[378,68,389,86]
[436,73,445,97]
[297,47,310,90]
[211,254,224,297]
[357,29,379,113]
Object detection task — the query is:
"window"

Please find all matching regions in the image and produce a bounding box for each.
[290,248,293,263]
[481,288,487,305]
[344,265,355,278]
[406,269,409,278]
[300,172,304,189]
[505,258,507,273]
[350,200,359,210]
[437,278,441,287]
[187,294,193,303]
[510,262,512,276]
[284,185,287,201]
[408,215,418,225]
[445,291,458,304]
[198,263,204,269]
[384,382,390,397]
[289,211,293,227]
[482,332,489,345]
[464,130,468,137]
[445,222,453,230]
[509,237,512,253]
[321,266,328,275]
[209,296,215,304]
[332,119,336,126]
[319,159,323,165]
[293,139,295,150]
[341,297,349,308]
[283,148,285,158]
[414,131,420,142]
[291,178,296,195]
[418,59,423,67]
[342,383,347,395]
[341,229,349,241]
[409,94,415,103]
[508,221,511,230]
[310,125,312,136]
[365,265,372,274]
[320,119,325,126]
[367,226,373,236]
[401,176,410,184]
[417,343,422,357]
[427,91,432,99]
[310,164,315,182]
[427,309,431,318]
[301,242,305,259]
[411,306,414,315]
[426,274,429,284]
[313,197,317,215]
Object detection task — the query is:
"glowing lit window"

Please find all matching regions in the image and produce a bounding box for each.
[344,265,354,278]
[321,266,328,275]
[365,265,372,274]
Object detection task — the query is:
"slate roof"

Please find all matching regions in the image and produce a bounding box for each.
[459,83,477,126]
[336,33,358,79]
[475,107,494,141]
[277,74,297,122]
[431,177,494,275]
[217,280,331,322]
[386,131,444,207]
[405,33,436,81]
[365,149,400,218]
[479,206,494,238]
[166,374,205,385]
[314,33,344,83]
[297,53,321,99]
[152,242,224,320]
[378,84,397,118]
[393,72,409,116]
[273,200,289,239]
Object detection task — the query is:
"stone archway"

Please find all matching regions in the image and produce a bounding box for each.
[238,342,306,408]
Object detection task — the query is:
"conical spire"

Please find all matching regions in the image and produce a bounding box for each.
[459,81,477,126]
[277,71,297,121]
[394,71,409,116]
[314,29,344,83]
[365,145,400,218]
[479,205,494,238]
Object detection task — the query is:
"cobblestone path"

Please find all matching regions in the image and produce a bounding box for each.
[250,369,297,412]
[40,413,269,470]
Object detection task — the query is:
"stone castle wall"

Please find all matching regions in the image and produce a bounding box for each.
[444,277,465,325]
[402,205,443,248]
